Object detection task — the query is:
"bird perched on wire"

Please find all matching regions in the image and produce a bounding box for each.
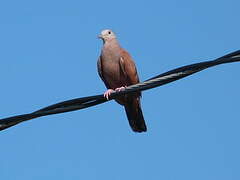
[97,29,147,132]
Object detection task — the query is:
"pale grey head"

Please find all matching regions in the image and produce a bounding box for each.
[98,29,116,43]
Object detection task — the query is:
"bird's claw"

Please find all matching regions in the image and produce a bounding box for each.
[115,86,126,92]
[104,86,126,100]
[104,89,115,100]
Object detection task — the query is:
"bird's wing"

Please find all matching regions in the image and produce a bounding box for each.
[119,49,140,86]
[119,49,145,132]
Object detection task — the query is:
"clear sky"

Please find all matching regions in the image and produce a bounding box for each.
[1,0,240,179]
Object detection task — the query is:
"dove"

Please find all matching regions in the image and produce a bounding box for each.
[97,29,147,132]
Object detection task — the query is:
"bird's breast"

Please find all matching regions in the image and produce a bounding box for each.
[101,55,126,89]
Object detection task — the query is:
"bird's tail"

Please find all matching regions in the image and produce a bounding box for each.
[124,97,147,132]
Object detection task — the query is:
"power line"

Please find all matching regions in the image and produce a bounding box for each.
[0,50,240,131]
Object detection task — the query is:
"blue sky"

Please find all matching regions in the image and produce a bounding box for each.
[1,0,240,179]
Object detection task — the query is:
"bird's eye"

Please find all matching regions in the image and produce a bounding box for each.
[108,31,111,34]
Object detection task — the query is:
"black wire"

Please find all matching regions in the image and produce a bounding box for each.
[0,50,239,131]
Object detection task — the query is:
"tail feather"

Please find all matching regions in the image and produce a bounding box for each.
[124,98,147,132]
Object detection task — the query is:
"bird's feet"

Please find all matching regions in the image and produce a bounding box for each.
[104,86,126,100]
[104,89,115,100]
[115,86,126,92]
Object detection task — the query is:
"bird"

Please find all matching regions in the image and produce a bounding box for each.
[97,29,147,132]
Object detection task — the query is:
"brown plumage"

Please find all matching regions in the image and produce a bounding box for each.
[97,29,147,132]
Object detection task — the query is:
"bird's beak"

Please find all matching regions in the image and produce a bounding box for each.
[98,34,103,39]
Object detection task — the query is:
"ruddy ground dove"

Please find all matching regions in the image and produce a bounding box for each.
[97,29,147,132]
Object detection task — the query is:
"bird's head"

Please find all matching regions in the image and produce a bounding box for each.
[98,29,116,43]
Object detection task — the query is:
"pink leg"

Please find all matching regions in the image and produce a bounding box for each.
[115,86,126,92]
[104,89,115,100]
